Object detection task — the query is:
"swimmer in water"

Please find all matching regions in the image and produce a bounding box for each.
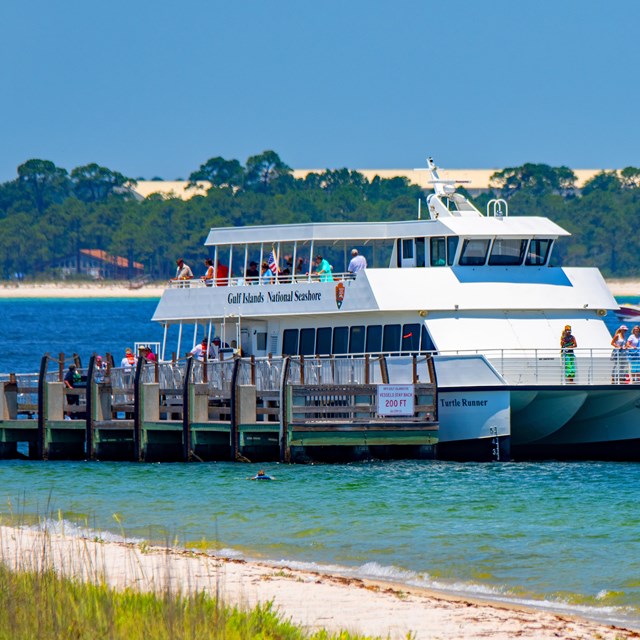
[251,469,274,480]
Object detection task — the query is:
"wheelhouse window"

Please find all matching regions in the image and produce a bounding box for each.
[459,239,490,266]
[402,239,414,260]
[525,239,553,266]
[299,328,315,355]
[416,237,425,267]
[430,237,446,266]
[447,236,459,265]
[316,327,332,355]
[488,239,527,266]
[333,326,349,355]
[349,326,365,354]
[282,329,299,356]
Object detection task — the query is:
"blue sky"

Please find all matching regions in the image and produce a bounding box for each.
[1,1,638,181]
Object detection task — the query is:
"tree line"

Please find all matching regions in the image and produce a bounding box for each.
[0,153,638,279]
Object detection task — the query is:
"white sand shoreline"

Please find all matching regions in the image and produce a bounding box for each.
[0,279,638,299]
[0,525,637,639]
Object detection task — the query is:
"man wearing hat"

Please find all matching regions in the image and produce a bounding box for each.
[211,336,231,359]
[175,258,194,281]
[560,325,577,383]
[190,337,214,362]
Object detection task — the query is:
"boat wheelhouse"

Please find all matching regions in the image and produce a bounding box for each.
[152,159,640,460]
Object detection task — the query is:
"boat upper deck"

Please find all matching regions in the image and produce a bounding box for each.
[204,215,569,247]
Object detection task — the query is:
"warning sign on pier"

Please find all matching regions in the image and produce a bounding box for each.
[377,384,415,416]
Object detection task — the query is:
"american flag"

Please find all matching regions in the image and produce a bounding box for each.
[267,249,278,275]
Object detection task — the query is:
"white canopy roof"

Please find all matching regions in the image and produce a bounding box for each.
[204,217,569,246]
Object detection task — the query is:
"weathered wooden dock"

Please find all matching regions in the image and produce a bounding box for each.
[0,354,438,463]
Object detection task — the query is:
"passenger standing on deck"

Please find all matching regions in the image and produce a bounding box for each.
[245,261,260,283]
[348,249,367,276]
[175,258,193,281]
[626,325,640,383]
[120,347,136,371]
[190,337,214,362]
[63,364,81,419]
[560,325,577,383]
[201,258,214,284]
[261,261,274,284]
[611,325,629,384]
[314,255,334,282]
[212,336,230,359]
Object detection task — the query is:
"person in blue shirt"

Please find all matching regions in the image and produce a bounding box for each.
[314,255,333,282]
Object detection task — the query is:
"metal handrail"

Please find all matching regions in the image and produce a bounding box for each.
[167,271,359,289]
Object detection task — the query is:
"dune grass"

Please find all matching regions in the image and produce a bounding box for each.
[0,562,368,640]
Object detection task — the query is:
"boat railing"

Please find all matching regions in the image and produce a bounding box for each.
[436,348,625,386]
[109,348,633,389]
[167,270,358,289]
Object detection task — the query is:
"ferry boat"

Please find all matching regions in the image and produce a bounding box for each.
[152,158,640,461]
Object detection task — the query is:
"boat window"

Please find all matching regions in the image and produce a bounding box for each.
[459,239,490,266]
[333,326,349,355]
[430,237,446,266]
[316,327,332,355]
[402,324,421,352]
[402,239,414,259]
[447,236,459,266]
[299,328,315,355]
[421,325,436,352]
[282,329,299,356]
[415,238,425,267]
[488,239,527,266]
[383,324,401,353]
[349,326,365,354]
[256,332,267,351]
[366,325,382,353]
[525,239,553,266]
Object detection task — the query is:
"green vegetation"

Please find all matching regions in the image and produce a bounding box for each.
[0,563,369,640]
[0,152,638,280]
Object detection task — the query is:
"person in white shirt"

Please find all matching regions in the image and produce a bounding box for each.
[348,249,367,275]
[120,347,136,371]
[190,337,214,361]
[175,258,194,280]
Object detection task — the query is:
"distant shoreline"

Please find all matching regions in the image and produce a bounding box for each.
[0,282,165,299]
[0,279,637,299]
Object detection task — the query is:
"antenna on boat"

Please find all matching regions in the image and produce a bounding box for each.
[418,198,421,220]
[426,157,470,196]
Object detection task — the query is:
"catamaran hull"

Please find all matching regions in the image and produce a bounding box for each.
[511,386,640,460]
[432,385,640,461]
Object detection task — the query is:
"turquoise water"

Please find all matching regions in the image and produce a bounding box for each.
[1,459,639,628]
[1,298,640,628]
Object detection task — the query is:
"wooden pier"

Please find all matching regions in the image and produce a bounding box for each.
[0,354,438,463]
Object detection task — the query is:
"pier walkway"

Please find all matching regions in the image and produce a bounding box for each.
[0,353,438,463]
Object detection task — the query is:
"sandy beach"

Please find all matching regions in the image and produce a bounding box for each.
[0,279,638,299]
[0,282,165,298]
[0,525,637,640]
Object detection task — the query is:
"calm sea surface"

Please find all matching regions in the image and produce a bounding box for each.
[0,298,639,629]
